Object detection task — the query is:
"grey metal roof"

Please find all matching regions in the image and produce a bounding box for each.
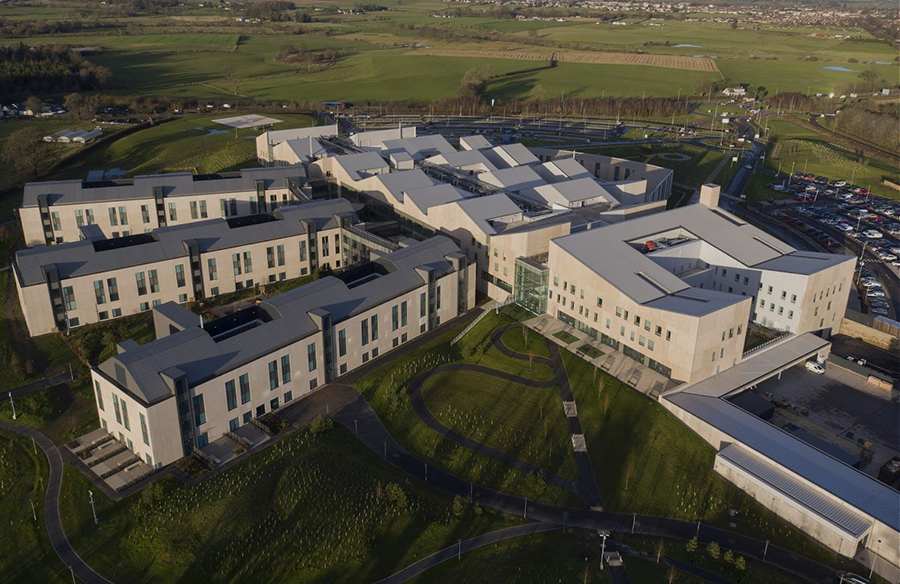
[483,144,540,168]
[753,250,854,275]
[382,135,455,160]
[425,149,498,172]
[23,166,307,208]
[371,170,439,205]
[534,159,592,183]
[665,391,900,531]
[531,177,618,206]
[677,333,830,397]
[259,124,338,146]
[551,203,829,308]
[404,184,468,215]
[717,444,873,537]
[442,194,523,236]
[332,151,391,181]
[15,199,354,286]
[642,286,749,317]
[459,135,492,150]
[278,137,327,161]
[99,236,461,405]
[480,166,546,192]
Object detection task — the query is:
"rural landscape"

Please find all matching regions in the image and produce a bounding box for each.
[0,0,899,582]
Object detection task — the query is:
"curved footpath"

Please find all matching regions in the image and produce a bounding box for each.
[0,420,114,584]
[371,522,560,584]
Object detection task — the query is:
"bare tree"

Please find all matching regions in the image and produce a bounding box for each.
[223,65,241,95]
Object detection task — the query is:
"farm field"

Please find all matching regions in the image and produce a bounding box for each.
[60,425,517,584]
[3,0,895,102]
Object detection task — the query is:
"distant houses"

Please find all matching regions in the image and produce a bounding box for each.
[722,87,747,97]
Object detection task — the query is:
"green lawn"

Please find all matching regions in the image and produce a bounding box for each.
[0,430,68,584]
[422,369,580,482]
[404,530,615,584]
[52,113,317,181]
[354,311,579,506]
[499,324,550,359]
[60,425,517,584]
[562,351,848,568]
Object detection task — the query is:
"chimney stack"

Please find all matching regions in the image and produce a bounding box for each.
[700,183,721,208]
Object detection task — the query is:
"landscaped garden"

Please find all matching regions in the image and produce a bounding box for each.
[60,425,519,584]
[354,307,580,506]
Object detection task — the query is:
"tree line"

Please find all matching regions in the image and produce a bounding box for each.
[0,43,115,100]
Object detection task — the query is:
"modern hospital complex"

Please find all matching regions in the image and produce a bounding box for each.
[11,124,897,578]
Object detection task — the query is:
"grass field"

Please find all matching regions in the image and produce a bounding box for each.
[0,430,68,584]
[422,369,580,482]
[52,113,317,181]
[60,425,517,584]
[354,309,579,506]
[762,116,900,199]
[561,350,847,567]
[404,530,615,584]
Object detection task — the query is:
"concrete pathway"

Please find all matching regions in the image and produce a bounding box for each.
[371,523,560,584]
[0,420,114,584]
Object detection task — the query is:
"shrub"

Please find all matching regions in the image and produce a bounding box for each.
[384,483,407,509]
[310,415,334,435]
[686,536,698,553]
[707,541,720,560]
[452,495,465,517]
[735,555,746,571]
[724,549,734,564]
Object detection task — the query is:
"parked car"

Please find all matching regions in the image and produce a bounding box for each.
[805,361,825,374]
[863,230,883,239]
[872,308,889,315]
[867,290,886,298]
[835,571,870,584]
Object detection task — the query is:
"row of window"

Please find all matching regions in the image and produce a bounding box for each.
[96,381,149,446]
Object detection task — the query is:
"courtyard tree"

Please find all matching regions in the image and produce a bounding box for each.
[3,126,48,178]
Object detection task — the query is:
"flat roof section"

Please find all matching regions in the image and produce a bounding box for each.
[673,333,831,398]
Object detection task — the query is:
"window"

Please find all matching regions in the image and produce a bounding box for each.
[120,399,130,431]
[791,294,797,304]
[168,202,177,221]
[51,211,61,231]
[99,310,109,321]
[620,326,625,336]
[666,330,671,341]
[270,397,280,411]
[193,395,205,426]
[139,413,149,445]
[729,328,734,338]
[630,331,635,341]
[307,342,317,372]
[137,273,149,299]
[230,199,237,216]
[615,306,622,317]
[232,253,242,276]
[229,418,239,432]
[140,302,149,312]
[117,206,128,225]
[148,269,159,293]
[62,286,77,311]
[284,391,293,403]
[243,251,252,273]
[197,433,208,448]
[299,240,307,261]
[392,305,399,331]
[199,200,208,218]
[220,199,228,217]
[112,394,122,424]
[141,205,150,223]
[737,325,742,335]
[309,378,318,390]
[639,335,645,346]
[781,291,787,300]
[175,264,186,288]
[648,340,654,351]
[93,280,106,305]
[655,325,662,337]
[108,207,118,226]
[112,308,122,317]
[190,201,198,219]
[250,198,258,215]
[644,320,650,331]
[267,246,275,269]
[94,381,104,411]
[420,292,426,317]
[75,209,84,227]
[226,380,237,411]
[371,315,378,341]
[361,319,369,346]
[767,285,773,294]
[210,287,218,297]
[240,373,251,404]
[276,244,285,266]
[208,258,218,281]
[436,286,441,309]
[281,355,291,385]
[339,363,347,375]
[597,297,603,308]
[243,411,252,424]
[393,337,399,347]
[401,301,408,327]
[338,329,347,357]
[268,360,279,390]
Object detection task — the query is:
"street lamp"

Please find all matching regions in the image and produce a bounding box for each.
[599,531,609,570]
[89,490,98,524]
[8,392,16,421]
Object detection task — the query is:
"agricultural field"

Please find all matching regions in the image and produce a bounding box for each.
[2,0,895,103]
[60,425,518,584]
[0,431,69,584]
